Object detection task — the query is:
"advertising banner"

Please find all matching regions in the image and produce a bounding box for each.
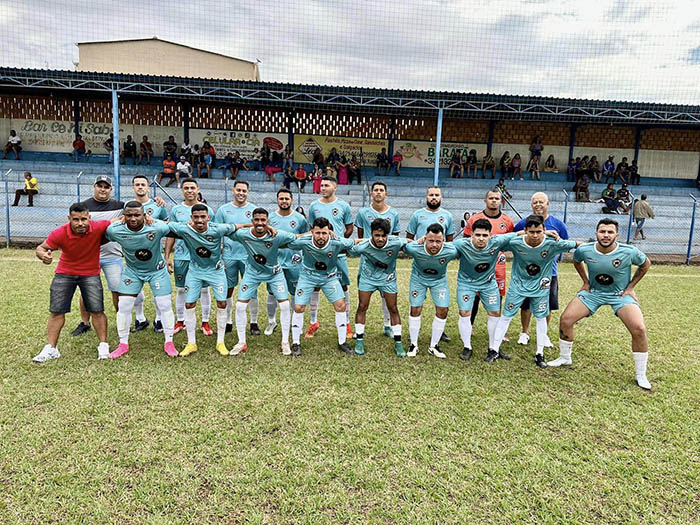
[294,135,388,166]
[394,140,487,168]
[190,129,287,158]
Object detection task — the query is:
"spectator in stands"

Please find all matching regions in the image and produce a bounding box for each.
[282,145,293,171]
[496,178,512,200]
[327,147,340,170]
[460,211,471,230]
[574,172,590,202]
[103,133,114,163]
[544,154,558,172]
[158,154,179,187]
[282,165,296,190]
[603,155,616,183]
[348,154,362,185]
[221,152,236,177]
[482,151,496,178]
[294,163,308,192]
[391,150,403,176]
[311,164,323,193]
[376,147,389,176]
[3,130,22,160]
[197,146,213,178]
[629,159,640,185]
[265,149,283,182]
[312,148,325,171]
[260,143,271,168]
[162,135,178,160]
[197,190,207,204]
[566,158,577,182]
[71,134,88,162]
[120,135,137,165]
[465,149,478,178]
[222,151,247,179]
[597,183,621,214]
[176,155,192,180]
[450,150,464,178]
[248,147,262,170]
[180,138,193,164]
[528,155,541,180]
[529,136,543,160]
[11,171,38,207]
[633,194,654,240]
[614,157,630,184]
[616,183,632,213]
[336,155,349,185]
[499,151,512,179]
[138,136,153,165]
[589,155,601,182]
[511,153,523,180]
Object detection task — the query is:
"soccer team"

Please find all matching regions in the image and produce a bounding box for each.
[33,174,653,390]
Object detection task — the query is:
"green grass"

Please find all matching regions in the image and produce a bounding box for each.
[1,248,699,524]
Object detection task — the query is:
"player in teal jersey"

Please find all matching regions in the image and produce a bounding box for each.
[306,176,354,339]
[164,179,214,336]
[264,188,309,337]
[287,217,360,356]
[355,181,401,338]
[452,219,519,361]
[227,208,297,356]
[348,218,407,357]
[404,223,459,358]
[214,180,261,335]
[104,201,178,358]
[490,215,579,366]
[549,218,652,390]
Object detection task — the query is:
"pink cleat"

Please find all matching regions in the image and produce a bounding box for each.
[108,343,130,359]
[163,341,178,357]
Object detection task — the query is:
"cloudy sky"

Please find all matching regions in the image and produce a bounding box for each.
[2,0,699,104]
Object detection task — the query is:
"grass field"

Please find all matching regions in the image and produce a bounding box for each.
[1,248,699,524]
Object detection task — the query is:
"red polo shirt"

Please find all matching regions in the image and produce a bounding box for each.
[45,220,111,276]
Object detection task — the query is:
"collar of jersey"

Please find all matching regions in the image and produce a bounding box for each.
[595,242,619,256]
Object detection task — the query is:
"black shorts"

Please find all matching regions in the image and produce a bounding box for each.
[522,275,559,312]
[49,273,104,314]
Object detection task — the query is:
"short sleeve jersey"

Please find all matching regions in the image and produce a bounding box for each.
[453,233,518,286]
[350,236,407,283]
[406,208,455,239]
[268,210,309,268]
[354,206,401,236]
[105,220,171,275]
[287,236,355,277]
[215,202,257,261]
[505,236,577,294]
[464,211,514,236]
[168,222,235,270]
[403,242,459,283]
[142,199,168,221]
[308,198,353,239]
[80,197,125,259]
[169,203,214,261]
[514,215,569,276]
[574,242,647,295]
[228,228,297,278]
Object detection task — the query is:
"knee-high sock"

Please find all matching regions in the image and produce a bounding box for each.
[184,307,197,344]
[133,291,146,322]
[430,317,447,349]
[176,287,186,321]
[408,315,421,345]
[292,311,304,344]
[458,315,473,348]
[217,307,228,344]
[633,352,648,378]
[535,317,548,355]
[487,316,499,349]
[236,301,248,345]
[335,311,347,345]
[493,316,514,352]
[116,295,137,344]
[152,295,161,322]
[226,297,234,325]
[249,298,259,324]
[279,301,291,344]
[266,294,277,322]
[200,288,211,323]
[309,290,320,324]
[392,324,402,341]
[155,295,174,343]
[344,290,351,325]
[381,296,391,328]
[558,339,573,360]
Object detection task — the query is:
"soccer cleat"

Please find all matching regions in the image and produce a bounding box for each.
[394,341,406,357]
[71,322,91,336]
[291,343,302,357]
[180,343,198,357]
[131,319,149,333]
[108,343,130,359]
[153,320,164,333]
[459,347,473,361]
[249,323,261,336]
[97,345,110,360]
[346,324,354,339]
[354,339,365,355]
[547,356,573,367]
[535,353,547,368]
[383,326,393,337]
[230,342,247,356]
[406,344,418,357]
[517,332,530,345]
[440,332,451,343]
[281,342,291,356]
[484,349,499,363]
[32,345,60,363]
[173,321,185,335]
[216,342,229,356]
[498,350,511,361]
[225,323,233,333]
[163,341,178,357]
[636,375,652,391]
[201,322,213,336]
[428,345,446,359]
[338,342,353,355]
[264,321,277,336]
[305,322,320,339]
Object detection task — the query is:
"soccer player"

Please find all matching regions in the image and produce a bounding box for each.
[265,188,309,336]
[513,192,569,347]
[349,218,407,356]
[548,218,652,390]
[491,215,579,366]
[287,217,359,356]
[453,219,518,360]
[404,223,459,358]
[354,181,401,337]
[214,180,261,335]
[306,176,354,339]
[164,179,214,336]
[227,208,297,355]
[104,202,177,358]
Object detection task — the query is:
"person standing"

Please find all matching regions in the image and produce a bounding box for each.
[12,171,38,207]
[633,194,654,241]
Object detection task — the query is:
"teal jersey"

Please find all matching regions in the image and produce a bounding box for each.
[505,236,577,294]
[406,208,455,239]
[350,235,407,283]
[287,236,355,278]
[574,242,647,295]
[354,206,400,236]
[404,241,459,283]
[228,228,297,278]
[268,210,309,268]
[453,233,518,286]
[308,198,353,239]
[142,199,168,221]
[168,222,236,270]
[169,202,214,261]
[215,202,257,261]
[105,220,171,274]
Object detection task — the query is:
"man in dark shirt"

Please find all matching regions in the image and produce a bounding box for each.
[121,135,137,165]
[376,147,390,177]
[163,135,178,160]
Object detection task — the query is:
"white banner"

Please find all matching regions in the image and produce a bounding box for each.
[189,129,288,158]
[394,140,487,168]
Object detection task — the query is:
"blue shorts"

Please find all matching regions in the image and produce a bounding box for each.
[503,287,549,319]
[295,273,344,306]
[409,274,450,308]
[577,290,640,316]
[337,256,350,287]
[270,266,299,296]
[100,257,123,292]
[185,266,227,303]
[174,260,189,288]
[119,265,172,297]
[224,259,246,289]
[240,270,288,301]
[358,274,397,295]
[457,280,500,312]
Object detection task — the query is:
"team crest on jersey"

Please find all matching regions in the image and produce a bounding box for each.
[184,286,189,292]
[438,216,445,223]
[146,208,154,215]
[246,211,252,218]
[438,257,447,265]
[291,254,301,264]
[540,250,549,259]
[290,220,297,228]
[386,250,394,257]
[499,223,506,231]
[412,290,419,298]
[327,252,333,258]
[135,249,152,261]
[147,232,156,241]
[124,278,132,285]
[332,208,340,216]
[205,235,214,242]
[265,241,273,249]
[612,258,622,268]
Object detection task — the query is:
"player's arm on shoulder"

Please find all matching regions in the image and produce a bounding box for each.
[36,240,54,264]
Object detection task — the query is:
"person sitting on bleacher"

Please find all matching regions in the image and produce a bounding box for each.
[628,159,640,185]
[176,155,192,181]
[11,171,38,207]
[201,141,216,170]
[3,130,22,160]
[573,172,590,202]
[602,155,616,183]
[162,135,178,161]
[613,157,630,185]
[616,183,632,213]
[103,133,114,163]
[138,136,153,165]
[596,183,622,214]
[589,155,601,182]
[120,135,137,165]
[158,154,179,187]
[544,154,558,172]
[71,134,88,162]
[180,138,193,164]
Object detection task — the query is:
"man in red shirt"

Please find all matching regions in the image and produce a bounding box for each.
[71,134,88,162]
[33,203,111,362]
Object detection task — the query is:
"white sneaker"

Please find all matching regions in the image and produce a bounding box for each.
[517,332,530,345]
[406,344,418,357]
[97,343,110,360]
[281,342,291,356]
[544,335,554,348]
[428,346,446,359]
[636,375,652,390]
[230,342,247,356]
[33,345,60,363]
[264,321,277,336]
[547,356,573,367]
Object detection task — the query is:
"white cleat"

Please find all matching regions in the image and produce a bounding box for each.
[97,344,110,360]
[517,332,530,345]
[636,375,652,390]
[406,344,418,357]
[428,346,446,359]
[281,342,291,356]
[33,345,60,363]
[230,342,247,356]
[264,321,277,336]
[544,335,554,348]
[546,356,573,367]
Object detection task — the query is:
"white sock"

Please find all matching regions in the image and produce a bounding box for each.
[176,287,186,321]
[458,315,472,348]
[116,295,136,344]
[279,301,291,344]
[266,294,277,322]
[185,307,197,344]
[226,297,234,325]
[153,296,161,322]
[487,316,499,349]
[201,287,211,323]
[408,315,421,345]
[392,324,402,341]
[558,339,573,359]
[535,317,548,355]
[249,298,259,324]
[355,323,365,338]
[292,311,304,344]
[133,291,146,322]
[381,296,391,327]
[235,301,248,345]
[216,307,228,344]
[310,290,320,323]
[633,352,648,377]
[430,316,447,348]
[335,311,347,345]
[344,290,351,325]
[155,295,174,343]
[493,316,514,352]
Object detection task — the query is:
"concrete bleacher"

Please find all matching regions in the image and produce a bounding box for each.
[1,158,699,256]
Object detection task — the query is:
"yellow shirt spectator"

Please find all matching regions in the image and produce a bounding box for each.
[24,176,38,191]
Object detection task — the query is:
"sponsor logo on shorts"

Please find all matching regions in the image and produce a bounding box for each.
[146,232,156,241]
[124,278,132,285]
[296,288,304,296]
[507,302,515,310]
[411,290,419,298]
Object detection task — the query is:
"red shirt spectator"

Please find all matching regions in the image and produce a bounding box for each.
[73,137,86,150]
[162,158,176,174]
[295,166,307,181]
[45,219,111,276]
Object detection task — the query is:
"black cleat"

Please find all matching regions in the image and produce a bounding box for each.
[71,322,91,337]
[131,319,150,333]
[291,343,302,357]
[459,347,473,361]
[225,323,233,333]
[338,342,353,355]
[498,351,511,361]
[249,323,261,336]
[152,320,163,333]
[535,353,547,368]
[440,332,451,343]
[484,349,499,363]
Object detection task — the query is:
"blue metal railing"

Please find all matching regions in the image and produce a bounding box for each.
[687,194,698,265]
